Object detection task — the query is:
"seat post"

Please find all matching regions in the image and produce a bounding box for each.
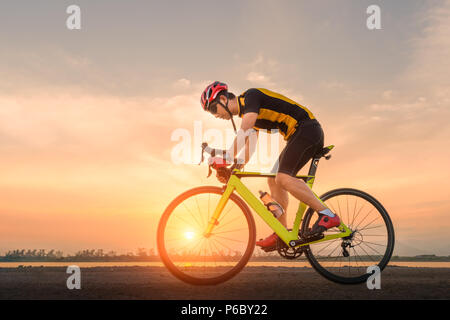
[307,157,320,177]
[307,145,333,179]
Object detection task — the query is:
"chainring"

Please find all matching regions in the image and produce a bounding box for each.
[276,232,304,260]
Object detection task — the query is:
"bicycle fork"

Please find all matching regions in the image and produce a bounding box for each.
[203,185,234,237]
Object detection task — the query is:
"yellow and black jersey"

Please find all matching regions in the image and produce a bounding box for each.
[237,88,317,140]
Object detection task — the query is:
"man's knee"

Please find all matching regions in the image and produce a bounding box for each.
[267,177,277,189]
[275,173,291,189]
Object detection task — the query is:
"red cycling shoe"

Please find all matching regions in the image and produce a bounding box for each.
[256,233,279,249]
[305,213,341,237]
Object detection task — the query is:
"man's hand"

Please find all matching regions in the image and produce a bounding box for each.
[233,163,245,170]
[216,167,231,184]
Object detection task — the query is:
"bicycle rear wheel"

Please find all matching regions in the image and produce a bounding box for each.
[157,186,256,285]
[301,188,395,284]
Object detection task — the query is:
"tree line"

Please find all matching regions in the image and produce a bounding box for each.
[1,249,448,262]
[0,248,158,262]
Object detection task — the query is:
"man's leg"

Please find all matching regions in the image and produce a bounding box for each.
[267,177,289,227]
[255,177,290,248]
[274,173,326,212]
[275,172,340,237]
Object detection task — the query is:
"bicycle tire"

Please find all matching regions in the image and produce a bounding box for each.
[301,188,395,284]
[157,186,256,285]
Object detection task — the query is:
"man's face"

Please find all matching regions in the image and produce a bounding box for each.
[210,95,231,120]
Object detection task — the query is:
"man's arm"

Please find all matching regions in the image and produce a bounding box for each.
[237,129,259,166]
[225,112,258,164]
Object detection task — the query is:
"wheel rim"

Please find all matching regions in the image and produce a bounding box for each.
[159,190,254,282]
[305,190,394,281]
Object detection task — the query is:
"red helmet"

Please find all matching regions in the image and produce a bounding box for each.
[200,81,228,111]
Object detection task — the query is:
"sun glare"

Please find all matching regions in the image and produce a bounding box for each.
[184,231,195,240]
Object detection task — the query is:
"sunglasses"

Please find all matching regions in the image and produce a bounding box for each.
[208,102,219,115]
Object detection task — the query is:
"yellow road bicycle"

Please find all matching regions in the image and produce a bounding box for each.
[157,143,395,285]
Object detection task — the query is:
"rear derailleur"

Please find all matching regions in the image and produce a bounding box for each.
[341,240,352,257]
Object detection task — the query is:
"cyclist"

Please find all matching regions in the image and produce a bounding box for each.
[200,81,341,250]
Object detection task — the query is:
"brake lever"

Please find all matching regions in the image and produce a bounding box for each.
[207,166,212,178]
[199,142,208,165]
[199,142,214,177]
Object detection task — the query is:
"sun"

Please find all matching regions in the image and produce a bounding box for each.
[184,231,195,240]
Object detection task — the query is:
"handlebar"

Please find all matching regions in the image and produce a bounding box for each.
[199,142,227,164]
[199,142,242,180]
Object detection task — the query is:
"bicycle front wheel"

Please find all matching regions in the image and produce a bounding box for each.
[157,186,256,285]
[301,188,395,284]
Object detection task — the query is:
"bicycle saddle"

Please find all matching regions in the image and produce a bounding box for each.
[314,145,335,159]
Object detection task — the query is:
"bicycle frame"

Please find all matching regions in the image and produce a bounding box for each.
[204,149,352,248]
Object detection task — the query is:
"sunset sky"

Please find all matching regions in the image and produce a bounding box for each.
[1,0,449,255]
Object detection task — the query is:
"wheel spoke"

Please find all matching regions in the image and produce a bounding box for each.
[207,193,211,231]
[214,214,244,233]
[358,224,385,232]
[211,228,249,235]
[172,213,198,231]
[337,197,342,222]
[358,242,379,262]
[207,240,218,267]
[351,201,367,229]
[358,215,381,232]
[361,241,383,255]
[354,207,376,230]
[194,196,205,229]
[362,240,387,247]
[218,205,234,225]
[346,195,350,230]
[182,201,204,230]
[212,234,247,243]
[327,201,338,216]
[314,239,340,256]
[350,197,358,229]
[211,237,237,256]
[324,242,341,259]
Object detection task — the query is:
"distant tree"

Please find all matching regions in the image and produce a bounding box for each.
[137,248,147,257]
[107,251,116,257]
[37,249,46,257]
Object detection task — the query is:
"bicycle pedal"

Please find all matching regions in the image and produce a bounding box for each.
[260,245,277,253]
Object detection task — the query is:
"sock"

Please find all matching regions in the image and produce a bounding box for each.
[319,208,335,217]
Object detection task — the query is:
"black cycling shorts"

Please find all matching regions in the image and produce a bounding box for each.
[270,120,324,176]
